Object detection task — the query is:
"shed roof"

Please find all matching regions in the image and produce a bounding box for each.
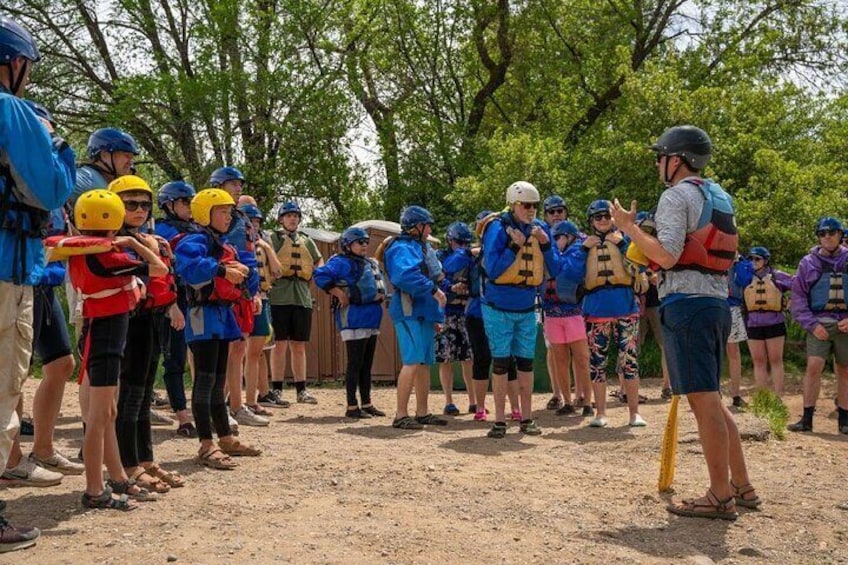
[352,219,440,245]
[301,226,340,243]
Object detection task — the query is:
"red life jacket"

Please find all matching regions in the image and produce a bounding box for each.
[69,251,141,318]
[184,232,246,306]
[141,235,178,310]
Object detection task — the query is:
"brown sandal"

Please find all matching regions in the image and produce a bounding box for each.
[143,462,185,488]
[666,489,738,521]
[219,439,262,457]
[129,467,171,494]
[196,447,238,470]
[731,481,762,509]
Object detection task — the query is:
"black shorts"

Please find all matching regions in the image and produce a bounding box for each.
[33,285,72,365]
[270,304,312,342]
[79,313,129,387]
[746,322,787,341]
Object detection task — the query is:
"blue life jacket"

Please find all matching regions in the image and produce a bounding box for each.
[810,256,848,313]
[343,254,386,305]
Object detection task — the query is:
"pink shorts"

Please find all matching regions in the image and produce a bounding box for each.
[543,315,587,345]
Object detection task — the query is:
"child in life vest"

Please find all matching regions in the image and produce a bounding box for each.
[173,189,261,468]
[109,175,185,492]
[314,227,387,418]
[69,189,167,510]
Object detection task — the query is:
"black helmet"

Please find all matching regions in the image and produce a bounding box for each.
[650,125,712,170]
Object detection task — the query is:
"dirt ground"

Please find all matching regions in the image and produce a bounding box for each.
[4,377,847,564]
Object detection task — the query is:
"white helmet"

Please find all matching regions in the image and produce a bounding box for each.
[505,181,540,204]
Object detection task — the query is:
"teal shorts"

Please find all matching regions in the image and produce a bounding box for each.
[395,319,436,365]
[249,300,271,338]
[481,303,537,359]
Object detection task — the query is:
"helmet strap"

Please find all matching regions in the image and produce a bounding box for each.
[8,59,28,97]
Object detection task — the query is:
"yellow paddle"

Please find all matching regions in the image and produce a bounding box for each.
[658,395,679,492]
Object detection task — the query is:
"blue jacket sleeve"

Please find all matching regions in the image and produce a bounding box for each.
[39,260,66,287]
[314,256,353,291]
[154,222,179,243]
[386,242,434,297]
[560,243,588,283]
[235,248,259,296]
[174,234,220,286]
[0,95,75,211]
[482,220,518,280]
[734,259,755,288]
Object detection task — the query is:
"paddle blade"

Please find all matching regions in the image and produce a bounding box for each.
[658,395,679,492]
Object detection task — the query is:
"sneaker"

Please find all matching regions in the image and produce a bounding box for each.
[1,458,63,487]
[443,403,460,416]
[589,416,608,428]
[297,389,318,404]
[227,413,240,436]
[661,388,673,401]
[787,418,812,432]
[546,396,563,410]
[629,414,647,427]
[487,422,507,439]
[581,405,594,417]
[0,515,40,553]
[258,390,291,408]
[28,451,84,476]
[415,414,448,426]
[556,404,575,416]
[150,410,175,426]
[361,405,386,417]
[233,406,270,427]
[245,404,273,417]
[519,420,542,435]
[732,396,748,408]
[345,408,372,419]
[473,410,487,422]
[151,391,170,408]
[510,409,522,421]
[19,417,33,437]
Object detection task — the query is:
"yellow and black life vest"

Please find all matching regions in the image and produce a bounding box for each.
[744,273,784,312]
[477,212,544,287]
[274,230,314,281]
[584,239,633,291]
[255,237,274,292]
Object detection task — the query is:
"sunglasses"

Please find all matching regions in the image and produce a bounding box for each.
[817,229,841,237]
[749,256,765,262]
[592,213,612,221]
[353,238,370,245]
[546,207,566,215]
[520,202,539,210]
[174,197,192,206]
[123,200,152,212]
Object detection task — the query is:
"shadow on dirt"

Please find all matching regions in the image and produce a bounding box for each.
[588,518,734,561]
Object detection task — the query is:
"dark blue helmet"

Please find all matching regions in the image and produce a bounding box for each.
[400,205,434,231]
[239,204,263,221]
[0,17,40,63]
[543,195,568,213]
[816,217,844,235]
[552,220,580,239]
[747,246,771,261]
[24,100,55,127]
[635,211,649,223]
[87,128,140,159]
[587,199,611,219]
[446,221,473,244]
[157,181,196,209]
[277,201,302,218]
[650,125,712,170]
[208,166,246,187]
[340,227,369,251]
[476,210,493,223]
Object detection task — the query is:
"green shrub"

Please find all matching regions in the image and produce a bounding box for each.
[749,388,790,440]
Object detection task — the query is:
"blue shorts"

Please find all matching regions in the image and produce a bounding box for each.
[481,304,537,359]
[660,297,730,395]
[394,319,436,365]
[250,299,271,337]
[33,285,72,365]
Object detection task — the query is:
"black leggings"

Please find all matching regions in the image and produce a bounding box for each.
[345,335,377,407]
[189,339,232,441]
[466,316,517,381]
[116,311,155,467]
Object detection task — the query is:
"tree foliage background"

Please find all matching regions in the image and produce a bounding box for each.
[8,0,848,264]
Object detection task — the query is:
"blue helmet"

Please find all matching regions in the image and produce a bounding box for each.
[816,217,844,234]
[87,128,140,159]
[587,199,611,219]
[400,205,434,231]
[747,246,771,261]
[239,204,263,221]
[340,227,369,251]
[543,195,568,213]
[476,210,493,222]
[157,181,196,209]
[552,220,580,239]
[0,16,40,63]
[208,166,246,187]
[446,221,473,244]
[24,100,55,127]
[277,201,302,218]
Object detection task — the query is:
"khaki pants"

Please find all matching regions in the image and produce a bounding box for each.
[0,282,33,470]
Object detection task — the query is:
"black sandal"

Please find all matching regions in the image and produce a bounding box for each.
[731,481,762,509]
[415,413,448,426]
[81,486,137,511]
[106,479,158,502]
[392,416,423,430]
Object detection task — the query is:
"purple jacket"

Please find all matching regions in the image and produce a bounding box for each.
[790,245,848,332]
[739,266,793,328]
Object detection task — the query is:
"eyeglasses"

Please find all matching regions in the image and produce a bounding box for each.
[520,202,538,210]
[817,229,841,237]
[546,207,566,215]
[353,238,370,245]
[592,213,611,221]
[123,200,152,212]
[174,197,192,206]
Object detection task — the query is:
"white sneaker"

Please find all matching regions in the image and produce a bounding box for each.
[297,390,318,405]
[1,458,63,487]
[29,451,84,476]
[588,416,608,428]
[233,405,269,427]
[629,414,647,427]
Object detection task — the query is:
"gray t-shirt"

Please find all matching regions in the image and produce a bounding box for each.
[655,177,729,300]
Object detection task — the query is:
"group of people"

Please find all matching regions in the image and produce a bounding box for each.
[2,12,847,554]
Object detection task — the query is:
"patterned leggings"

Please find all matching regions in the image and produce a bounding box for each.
[587,317,639,383]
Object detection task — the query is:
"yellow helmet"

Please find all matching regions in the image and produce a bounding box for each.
[191,188,235,227]
[107,174,153,196]
[74,189,126,231]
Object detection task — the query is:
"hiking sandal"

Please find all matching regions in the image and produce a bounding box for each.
[219,439,262,457]
[415,413,448,426]
[82,486,137,512]
[196,447,238,470]
[731,481,762,509]
[143,462,185,488]
[666,489,738,521]
[392,416,423,430]
[487,423,507,439]
[129,467,171,494]
[106,478,158,502]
